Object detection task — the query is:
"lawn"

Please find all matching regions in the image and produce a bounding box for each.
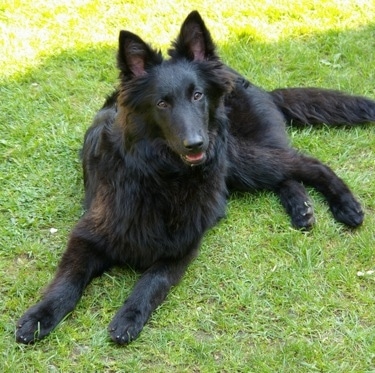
[1,0,375,371]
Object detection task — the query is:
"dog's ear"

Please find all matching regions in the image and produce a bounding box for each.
[117,31,163,78]
[169,11,218,61]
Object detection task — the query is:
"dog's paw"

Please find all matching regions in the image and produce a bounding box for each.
[108,309,145,345]
[16,303,59,344]
[291,201,315,230]
[16,312,45,344]
[330,194,364,227]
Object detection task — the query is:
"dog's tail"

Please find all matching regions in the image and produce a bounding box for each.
[270,87,375,126]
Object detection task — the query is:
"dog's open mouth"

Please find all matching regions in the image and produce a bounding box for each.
[181,152,206,166]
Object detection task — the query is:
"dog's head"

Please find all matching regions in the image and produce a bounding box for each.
[117,11,235,166]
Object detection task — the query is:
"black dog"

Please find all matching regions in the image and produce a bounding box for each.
[16,11,375,345]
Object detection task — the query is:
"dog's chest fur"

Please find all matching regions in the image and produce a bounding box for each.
[87,132,227,268]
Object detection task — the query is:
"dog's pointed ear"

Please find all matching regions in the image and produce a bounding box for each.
[117,31,163,78]
[169,11,217,61]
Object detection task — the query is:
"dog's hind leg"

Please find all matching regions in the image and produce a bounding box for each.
[227,147,317,228]
[291,154,364,227]
[16,223,111,344]
[108,247,198,345]
[274,179,315,230]
[227,146,363,228]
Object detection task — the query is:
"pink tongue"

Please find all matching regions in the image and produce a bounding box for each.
[186,152,204,162]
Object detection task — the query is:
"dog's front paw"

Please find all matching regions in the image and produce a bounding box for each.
[108,308,145,345]
[16,304,56,344]
[330,194,364,227]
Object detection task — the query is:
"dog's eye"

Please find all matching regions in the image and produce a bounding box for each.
[193,92,203,101]
[157,100,168,109]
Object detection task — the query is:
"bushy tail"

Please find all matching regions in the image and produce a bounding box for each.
[270,87,375,126]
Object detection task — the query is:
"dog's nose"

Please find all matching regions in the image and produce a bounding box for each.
[183,136,204,151]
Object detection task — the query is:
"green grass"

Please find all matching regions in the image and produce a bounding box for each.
[1,1,375,371]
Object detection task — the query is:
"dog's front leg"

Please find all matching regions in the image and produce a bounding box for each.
[16,228,111,344]
[108,248,198,345]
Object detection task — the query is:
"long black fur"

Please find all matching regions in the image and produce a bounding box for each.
[16,11,375,345]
